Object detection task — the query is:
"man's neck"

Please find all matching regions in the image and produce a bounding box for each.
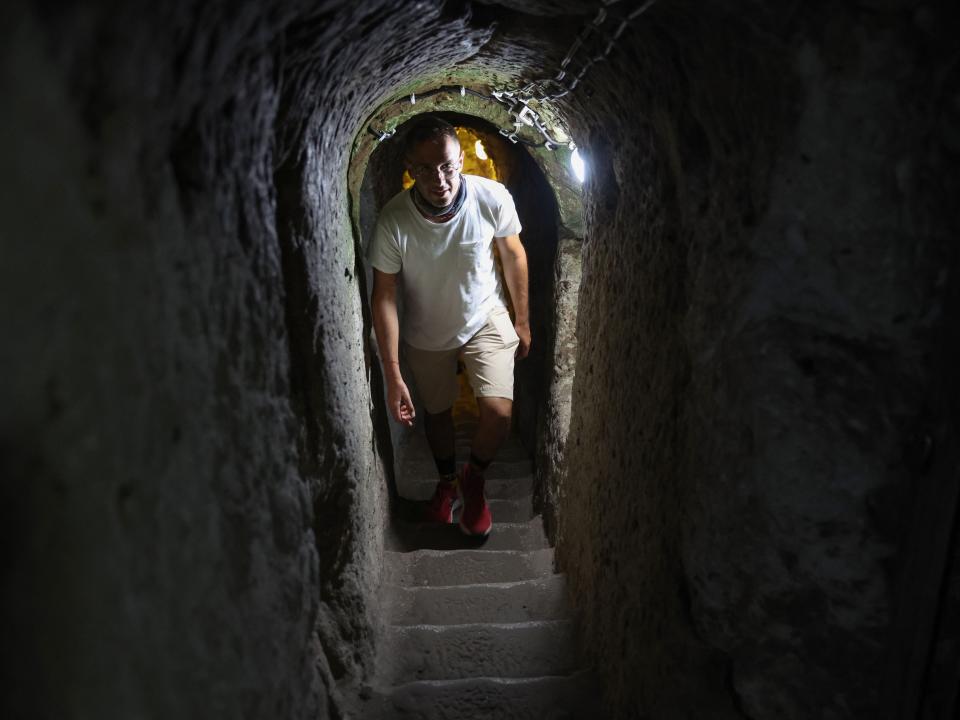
[413,186,453,214]
[412,176,466,222]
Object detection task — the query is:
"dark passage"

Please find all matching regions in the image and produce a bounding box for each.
[2,1,959,719]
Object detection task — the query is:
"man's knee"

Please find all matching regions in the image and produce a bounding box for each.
[479,397,512,426]
[424,407,453,427]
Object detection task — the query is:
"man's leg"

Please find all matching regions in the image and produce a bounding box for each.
[457,396,511,538]
[402,343,461,523]
[424,407,456,473]
[458,308,518,536]
[471,397,512,468]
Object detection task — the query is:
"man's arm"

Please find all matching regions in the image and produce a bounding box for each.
[494,234,531,359]
[371,269,415,426]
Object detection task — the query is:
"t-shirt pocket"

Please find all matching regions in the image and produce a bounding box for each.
[456,235,489,277]
[489,308,520,349]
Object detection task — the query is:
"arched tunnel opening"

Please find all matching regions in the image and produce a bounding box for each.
[2,1,960,719]
[355,110,569,513]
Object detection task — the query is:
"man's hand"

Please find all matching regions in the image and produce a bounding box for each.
[515,321,531,359]
[386,376,416,427]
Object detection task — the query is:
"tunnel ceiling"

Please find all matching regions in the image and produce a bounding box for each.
[472,0,600,14]
[349,92,584,239]
[341,0,680,239]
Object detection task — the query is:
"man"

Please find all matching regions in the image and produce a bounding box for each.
[368,115,530,537]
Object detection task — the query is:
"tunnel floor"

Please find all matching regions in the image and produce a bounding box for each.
[358,397,596,718]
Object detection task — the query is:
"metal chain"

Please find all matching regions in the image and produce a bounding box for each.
[514,0,658,103]
[486,0,657,148]
[367,0,658,150]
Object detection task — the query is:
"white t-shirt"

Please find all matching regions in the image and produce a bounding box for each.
[367,174,522,351]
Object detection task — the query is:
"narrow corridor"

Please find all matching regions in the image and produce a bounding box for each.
[3,2,959,719]
[356,379,594,717]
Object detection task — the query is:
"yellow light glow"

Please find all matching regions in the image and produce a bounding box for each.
[456,127,498,181]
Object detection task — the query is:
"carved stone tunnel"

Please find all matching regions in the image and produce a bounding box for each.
[2,1,959,719]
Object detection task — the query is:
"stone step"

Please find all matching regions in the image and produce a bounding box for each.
[380,620,578,683]
[385,548,555,586]
[398,433,529,461]
[400,459,532,481]
[401,474,534,502]
[386,574,570,625]
[451,433,526,447]
[363,672,599,720]
[449,449,529,464]
[390,496,534,525]
[487,498,533,523]
[388,518,549,553]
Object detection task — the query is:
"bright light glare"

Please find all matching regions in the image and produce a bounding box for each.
[475,139,488,160]
[571,148,586,183]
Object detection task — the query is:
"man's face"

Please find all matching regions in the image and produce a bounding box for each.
[406,135,464,207]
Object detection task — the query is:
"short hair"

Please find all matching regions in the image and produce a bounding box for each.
[404,115,460,157]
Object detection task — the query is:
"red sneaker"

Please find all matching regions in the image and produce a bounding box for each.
[424,477,459,523]
[458,463,492,536]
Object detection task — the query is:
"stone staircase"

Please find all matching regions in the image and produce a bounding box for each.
[362,413,597,719]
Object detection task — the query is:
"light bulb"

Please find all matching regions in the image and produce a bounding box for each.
[475,139,488,160]
[571,147,586,183]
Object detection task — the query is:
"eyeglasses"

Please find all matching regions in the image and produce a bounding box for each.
[410,160,461,180]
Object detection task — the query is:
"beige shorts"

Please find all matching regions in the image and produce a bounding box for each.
[404,307,519,415]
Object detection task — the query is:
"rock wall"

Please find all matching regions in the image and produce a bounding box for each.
[1,3,335,714]
[553,1,960,718]
[0,1,489,717]
[536,236,582,540]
